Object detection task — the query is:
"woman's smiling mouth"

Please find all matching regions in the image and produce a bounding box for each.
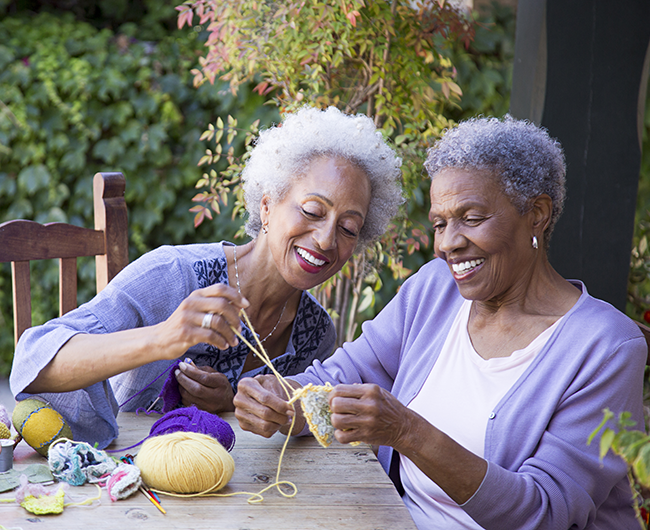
[452,258,485,275]
[296,246,329,271]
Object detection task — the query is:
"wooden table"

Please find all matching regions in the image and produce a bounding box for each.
[1,412,417,529]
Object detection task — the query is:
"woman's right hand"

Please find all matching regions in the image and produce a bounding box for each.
[154,283,249,360]
[234,375,304,437]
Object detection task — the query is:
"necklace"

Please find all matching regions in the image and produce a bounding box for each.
[233,245,288,344]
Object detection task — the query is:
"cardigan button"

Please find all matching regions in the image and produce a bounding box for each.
[488,412,496,419]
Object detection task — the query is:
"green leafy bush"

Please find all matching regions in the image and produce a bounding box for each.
[0,11,276,375]
[627,87,650,323]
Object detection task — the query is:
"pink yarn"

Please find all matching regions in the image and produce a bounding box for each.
[15,475,66,504]
[106,470,127,502]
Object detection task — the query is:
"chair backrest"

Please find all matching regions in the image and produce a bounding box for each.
[0,172,128,345]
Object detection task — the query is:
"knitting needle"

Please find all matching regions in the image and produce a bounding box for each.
[146,396,161,412]
[139,485,166,514]
[123,454,166,513]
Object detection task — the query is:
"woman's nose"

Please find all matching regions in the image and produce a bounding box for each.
[436,223,465,254]
[314,221,337,251]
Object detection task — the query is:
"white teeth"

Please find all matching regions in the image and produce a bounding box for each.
[452,258,485,274]
[297,247,326,267]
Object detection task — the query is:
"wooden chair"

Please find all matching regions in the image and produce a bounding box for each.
[0,172,128,345]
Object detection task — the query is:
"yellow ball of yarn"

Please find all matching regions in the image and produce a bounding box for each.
[0,423,10,439]
[12,399,73,457]
[134,431,235,494]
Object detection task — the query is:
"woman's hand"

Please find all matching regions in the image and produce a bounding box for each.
[234,375,304,437]
[175,361,234,413]
[154,284,249,360]
[329,383,413,448]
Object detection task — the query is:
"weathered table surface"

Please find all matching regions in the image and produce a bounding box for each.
[1,412,417,529]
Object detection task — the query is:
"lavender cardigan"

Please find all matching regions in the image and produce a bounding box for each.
[10,242,335,448]
[292,258,646,529]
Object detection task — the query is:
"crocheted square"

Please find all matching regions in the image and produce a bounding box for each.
[291,383,337,448]
[291,383,363,449]
[20,488,65,515]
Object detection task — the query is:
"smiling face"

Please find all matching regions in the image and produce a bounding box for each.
[429,168,536,304]
[261,156,371,291]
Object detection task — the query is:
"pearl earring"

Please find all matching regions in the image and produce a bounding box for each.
[262,223,268,235]
[532,236,539,249]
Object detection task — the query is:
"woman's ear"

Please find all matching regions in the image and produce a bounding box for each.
[260,195,271,226]
[531,194,553,232]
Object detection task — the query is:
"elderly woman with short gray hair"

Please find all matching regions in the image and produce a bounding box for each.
[10,106,403,448]
[234,115,646,529]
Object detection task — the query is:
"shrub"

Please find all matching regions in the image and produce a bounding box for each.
[0,11,276,375]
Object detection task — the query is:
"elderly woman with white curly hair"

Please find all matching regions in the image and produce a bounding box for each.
[234,115,646,529]
[10,106,403,448]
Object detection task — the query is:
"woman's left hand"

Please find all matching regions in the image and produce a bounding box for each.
[175,360,235,413]
[328,383,413,448]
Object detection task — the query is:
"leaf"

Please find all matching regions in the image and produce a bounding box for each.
[588,408,615,446]
[633,443,650,489]
[200,129,214,141]
[17,164,51,195]
[357,285,375,313]
[598,429,615,461]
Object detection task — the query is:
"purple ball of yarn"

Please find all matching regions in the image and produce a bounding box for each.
[149,406,235,452]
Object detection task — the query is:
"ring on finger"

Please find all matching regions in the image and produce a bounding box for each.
[201,312,215,330]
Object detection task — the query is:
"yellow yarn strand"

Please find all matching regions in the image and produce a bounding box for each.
[63,484,102,507]
[224,309,298,502]
[141,309,299,504]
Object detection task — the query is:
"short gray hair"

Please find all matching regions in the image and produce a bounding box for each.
[242,106,403,250]
[424,115,566,240]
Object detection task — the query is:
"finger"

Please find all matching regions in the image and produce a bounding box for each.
[177,361,223,391]
[204,311,241,347]
[197,283,250,309]
[330,383,367,399]
[235,408,282,438]
[191,309,239,349]
[333,426,362,445]
[234,378,293,423]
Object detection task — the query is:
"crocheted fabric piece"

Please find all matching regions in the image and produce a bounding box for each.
[20,488,65,515]
[106,463,141,502]
[48,440,117,486]
[159,359,183,413]
[0,464,53,493]
[15,475,66,515]
[292,383,362,449]
[292,383,337,448]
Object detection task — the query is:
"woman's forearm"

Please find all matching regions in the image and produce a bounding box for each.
[24,324,170,393]
[395,409,488,505]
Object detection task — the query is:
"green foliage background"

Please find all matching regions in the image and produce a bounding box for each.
[369,2,516,312]
[0,8,277,374]
[0,1,516,376]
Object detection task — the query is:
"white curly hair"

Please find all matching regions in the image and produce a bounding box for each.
[242,106,403,250]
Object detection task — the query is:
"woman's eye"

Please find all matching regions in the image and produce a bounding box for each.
[340,225,358,237]
[302,208,320,218]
